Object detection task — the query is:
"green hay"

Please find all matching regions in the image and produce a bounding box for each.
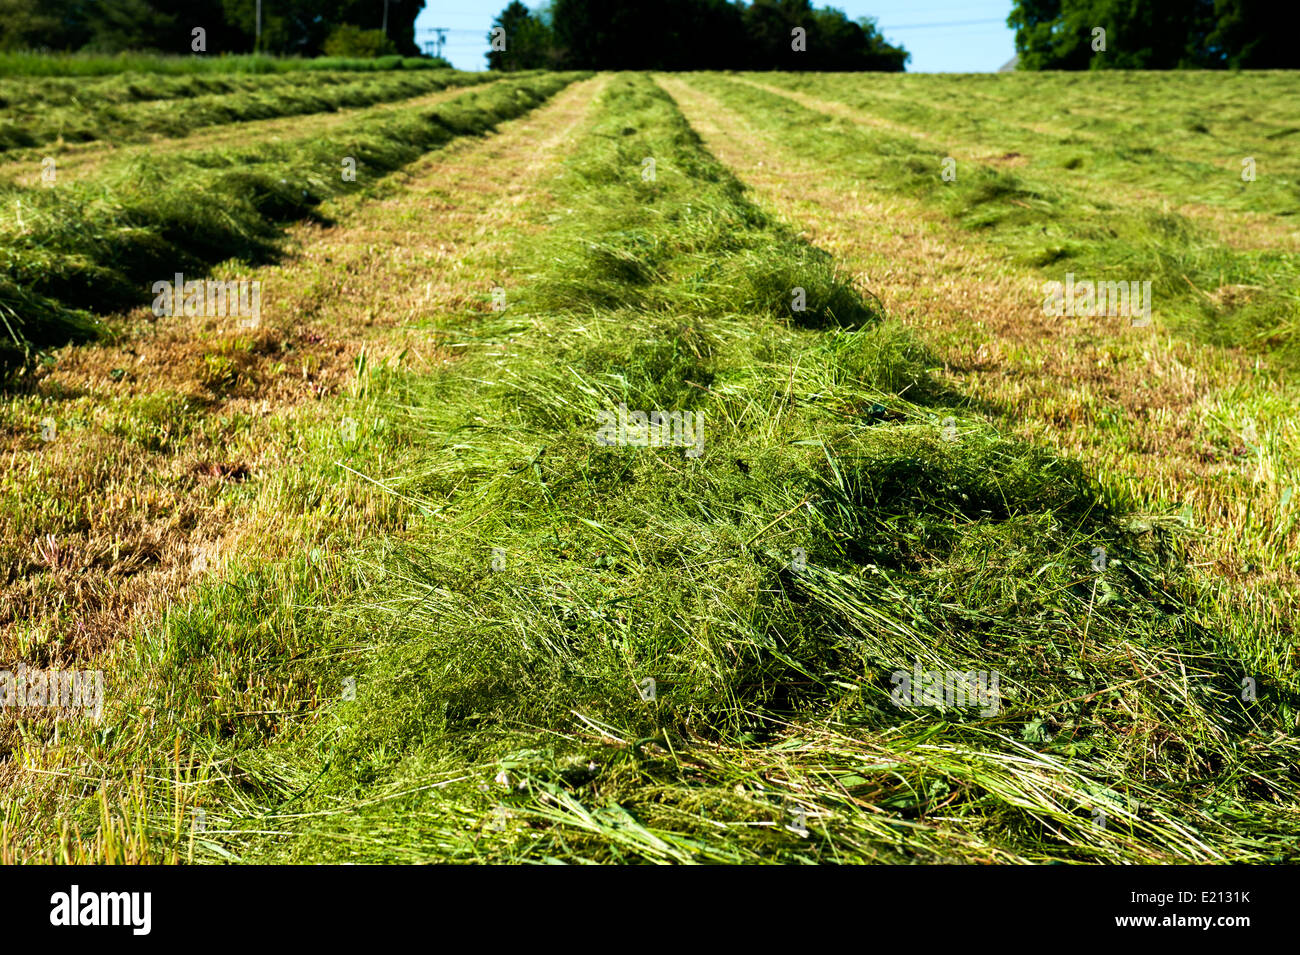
[691,72,1300,366]
[0,73,587,373]
[0,69,500,153]
[13,75,1295,865]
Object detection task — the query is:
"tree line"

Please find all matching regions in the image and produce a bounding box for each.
[0,0,427,57]
[486,0,910,72]
[1009,0,1297,69]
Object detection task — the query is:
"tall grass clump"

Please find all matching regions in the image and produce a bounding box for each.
[19,74,1296,864]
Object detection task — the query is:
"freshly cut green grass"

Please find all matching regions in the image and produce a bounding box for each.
[0,72,304,112]
[688,73,1300,366]
[659,72,1300,733]
[0,73,586,371]
[12,74,1296,864]
[756,71,1300,221]
[0,52,452,77]
[0,69,462,113]
[0,69,498,153]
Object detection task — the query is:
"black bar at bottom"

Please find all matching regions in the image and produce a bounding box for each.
[3,865,1278,942]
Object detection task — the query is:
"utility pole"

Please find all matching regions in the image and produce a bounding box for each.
[255,0,262,52]
[382,0,389,36]
[422,28,448,59]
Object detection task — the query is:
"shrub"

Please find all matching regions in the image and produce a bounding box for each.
[322,25,397,59]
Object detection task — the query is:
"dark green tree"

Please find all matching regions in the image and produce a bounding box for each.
[155,0,250,54]
[486,1,558,70]
[84,0,175,51]
[0,0,83,51]
[545,0,904,71]
[806,7,908,71]
[1008,0,1290,69]
[340,0,425,56]
[1206,0,1300,68]
[216,0,422,55]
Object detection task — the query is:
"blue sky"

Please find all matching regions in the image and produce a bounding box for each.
[414,1,1017,73]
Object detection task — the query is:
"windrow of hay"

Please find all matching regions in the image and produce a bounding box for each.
[0,68,500,154]
[687,72,1300,367]
[0,52,455,78]
[0,72,588,370]
[18,75,1293,864]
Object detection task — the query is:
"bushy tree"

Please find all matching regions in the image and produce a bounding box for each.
[0,0,426,58]
[538,0,906,71]
[738,0,912,71]
[1008,0,1294,69]
[486,1,559,70]
[323,24,397,57]
[0,0,73,51]
[84,0,175,51]
[220,0,345,55]
[339,0,424,56]
[1207,0,1300,68]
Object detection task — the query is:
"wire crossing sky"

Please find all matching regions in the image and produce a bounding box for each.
[414,1,1016,73]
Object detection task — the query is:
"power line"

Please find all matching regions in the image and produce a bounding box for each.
[866,2,1003,16]
[878,18,1007,30]
[421,27,448,58]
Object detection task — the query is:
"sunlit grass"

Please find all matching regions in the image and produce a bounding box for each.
[9,75,1295,865]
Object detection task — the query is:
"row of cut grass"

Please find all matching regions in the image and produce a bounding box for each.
[659,73,1300,733]
[0,53,454,78]
[689,73,1300,367]
[0,72,587,371]
[752,71,1300,221]
[14,74,1295,864]
[0,68,453,112]
[0,69,501,154]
